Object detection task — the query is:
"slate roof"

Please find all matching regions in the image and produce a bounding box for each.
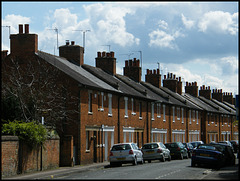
[183,93,219,113]
[211,99,236,115]
[81,64,149,100]
[140,81,187,107]
[115,74,169,103]
[36,51,120,93]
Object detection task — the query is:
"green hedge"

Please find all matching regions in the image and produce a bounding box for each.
[2,120,48,148]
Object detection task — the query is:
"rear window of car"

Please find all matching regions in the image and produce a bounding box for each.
[142,144,158,149]
[111,144,131,151]
[165,143,178,148]
[198,145,216,150]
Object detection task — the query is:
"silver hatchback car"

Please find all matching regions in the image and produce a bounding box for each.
[142,142,171,163]
[109,143,143,166]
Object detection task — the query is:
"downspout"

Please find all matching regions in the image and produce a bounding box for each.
[117,95,121,143]
[186,107,189,143]
[146,101,149,142]
[169,105,172,142]
[78,85,81,165]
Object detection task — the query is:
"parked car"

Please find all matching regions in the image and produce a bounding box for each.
[183,143,194,158]
[230,140,239,153]
[218,141,234,150]
[190,141,204,149]
[210,142,236,166]
[191,144,225,169]
[109,143,143,167]
[165,142,188,160]
[141,142,171,163]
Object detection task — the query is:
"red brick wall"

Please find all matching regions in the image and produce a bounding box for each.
[1,136,60,178]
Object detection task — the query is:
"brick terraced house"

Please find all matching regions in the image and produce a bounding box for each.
[1,24,238,166]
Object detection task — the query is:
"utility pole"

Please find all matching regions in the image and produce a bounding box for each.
[2,25,11,39]
[47,27,59,49]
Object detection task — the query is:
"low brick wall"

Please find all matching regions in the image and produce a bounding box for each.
[1,136,60,178]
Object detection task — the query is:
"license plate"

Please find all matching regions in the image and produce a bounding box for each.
[117,157,126,161]
[147,151,154,154]
[200,153,210,157]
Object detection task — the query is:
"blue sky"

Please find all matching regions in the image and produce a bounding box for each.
[1,1,238,96]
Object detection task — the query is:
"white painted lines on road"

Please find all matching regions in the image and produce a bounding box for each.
[155,169,181,179]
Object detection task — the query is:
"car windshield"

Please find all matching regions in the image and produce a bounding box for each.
[111,144,131,151]
[142,144,158,149]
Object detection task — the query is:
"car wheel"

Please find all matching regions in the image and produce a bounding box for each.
[180,153,183,160]
[161,156,165,162]
[133,156,137,165]
[168,154,171,161]
[148,160,151,163]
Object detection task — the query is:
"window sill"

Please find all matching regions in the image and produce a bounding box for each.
[108,113,112,117]
[85,150,90,153]
[88,112,93,115]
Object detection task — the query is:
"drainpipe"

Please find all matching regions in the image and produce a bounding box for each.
[117,95,121,143]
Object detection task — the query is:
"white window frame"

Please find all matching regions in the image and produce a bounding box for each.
[172,106,175,122]
[108,93,112,116]
[163,104,166,121]
[177,107,180,120]
[157,103,161,118]
[131,98,136,115]
[151,103,155,121]
[124,97,128,118]
[181,108,184,124]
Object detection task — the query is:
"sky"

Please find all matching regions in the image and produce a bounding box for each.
[1,1,239,96]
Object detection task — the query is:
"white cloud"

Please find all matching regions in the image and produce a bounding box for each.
[158,20,168,30]
[83,3,140,47]
[148,28,184,49]
[198,11,238,35]
[181,14,194,29]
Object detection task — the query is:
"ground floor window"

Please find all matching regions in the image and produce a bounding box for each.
[172,130,185,142]
[151,128,167,143]
[189,131,200,142]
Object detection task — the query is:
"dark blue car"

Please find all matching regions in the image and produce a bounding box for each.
[191,144,224,169]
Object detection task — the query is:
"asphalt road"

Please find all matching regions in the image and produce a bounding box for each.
[54,158,218,180]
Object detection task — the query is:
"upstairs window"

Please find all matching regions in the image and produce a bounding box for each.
[88,91,93,113]
[124,97,128,118]
[163,104,166,121]
[172,106,175,122]
[108,93,112,116]
[151,103,155,121]
[181,108,184,124]
[157,103,161,118]
[139,102,142,119]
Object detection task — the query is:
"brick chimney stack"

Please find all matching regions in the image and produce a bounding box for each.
[212,89,223,102]
[163,73,182,94]
[185,81,198,97]
[124,58,141,82]
[223,92,234,105]
[59,40,84,66]
[199,85,211,100]
[10,24,38,56]
[145,68,161,88]
[96,51,116,75]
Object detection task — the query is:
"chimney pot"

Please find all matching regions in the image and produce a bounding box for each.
[208,86,210,90]
[71,41,75,45]
[106,52,110,57]
[153,69,156,74]
[179,77,181,82]
[147,69,150,75]
[164,75,166,79]
[186,82,189,86]
[19,24,23,34]
[157,69,160,74]
[170,73,173,79]
[102,51,106,57]
[66,40,70,45]
[173,74,176,79]
[97,52,101,57]
[110,51,114,58]
[203,85,205,90]
[25,24,29,34]
[125,60,129,67]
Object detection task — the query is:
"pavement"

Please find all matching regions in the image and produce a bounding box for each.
[2,162,109,180]
[2,161,239,180]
